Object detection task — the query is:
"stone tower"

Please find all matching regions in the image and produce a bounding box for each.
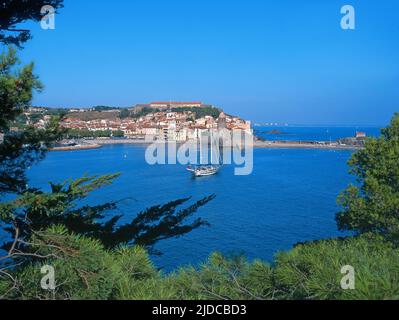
[217,112,227,130]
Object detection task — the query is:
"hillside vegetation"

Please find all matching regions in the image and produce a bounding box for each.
[3,113,399,300]
[1,227,398,300]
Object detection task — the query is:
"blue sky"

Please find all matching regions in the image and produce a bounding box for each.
[12,0,399,125]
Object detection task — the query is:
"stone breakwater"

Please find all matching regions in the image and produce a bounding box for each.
[92,138,362,150]
[254,140,362,150]
[50,138,363,151]
[49,143,101,152]
[89,139,150,145]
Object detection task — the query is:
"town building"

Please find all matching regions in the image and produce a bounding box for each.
[59,104,252,142]
[149,102,203,109]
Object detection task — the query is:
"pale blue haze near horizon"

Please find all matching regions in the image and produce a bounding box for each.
[10,0,399,125]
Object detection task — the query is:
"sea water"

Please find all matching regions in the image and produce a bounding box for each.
[26,126,380,271]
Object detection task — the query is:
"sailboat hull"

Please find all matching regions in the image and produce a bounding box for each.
[194,169,218,177]
[187,166,220,177]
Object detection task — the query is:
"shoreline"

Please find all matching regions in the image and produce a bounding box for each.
[50,138,362,151]
[254,140,362,150]
[49,143,102,152]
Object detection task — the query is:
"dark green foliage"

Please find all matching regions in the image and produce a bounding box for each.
[2,1,399,301]
[0,226,161,300]
[44,107,69,118]
[0,47,42,131]
[92,106,120,112]
[1,6,213,286]
[132,107,158,118]
[168,235,399,300]
[0,118,63,195]
[168,253,275,300]
[2,226,122,300]
[0,0,64,47]
[112,130,125,138]
[111,195,214,251]
[2,229,398,300]
[170,107,221,119]
[119,109,130,119]
[0,48,64,195]
[274,235,399,300]
[337,113,399,242]
[0,174,214,254]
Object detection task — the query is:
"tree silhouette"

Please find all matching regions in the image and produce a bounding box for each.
[337,113,399,242]
[1,174,214,254]
[0,0,214,271]
[0,47,64,196]
[0,0,64,47]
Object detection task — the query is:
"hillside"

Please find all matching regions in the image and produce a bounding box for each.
[66,111,121,121]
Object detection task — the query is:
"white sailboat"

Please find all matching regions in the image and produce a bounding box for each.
[187,164,220,177]
[187,139,221,177]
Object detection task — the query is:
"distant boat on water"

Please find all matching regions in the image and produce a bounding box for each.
[187,165,220,177]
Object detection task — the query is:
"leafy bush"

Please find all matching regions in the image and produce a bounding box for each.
[2,226,115,299]
[170,107,221,119]
[2,228,399,300]
[1,226,162,300]
[168,253,274,300]
[337,113,399,242]
[274,235,399,300]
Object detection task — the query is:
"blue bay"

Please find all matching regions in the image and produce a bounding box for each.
[27,126,380,271]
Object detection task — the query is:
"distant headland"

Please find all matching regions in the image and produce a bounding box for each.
[18,104,366,152]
